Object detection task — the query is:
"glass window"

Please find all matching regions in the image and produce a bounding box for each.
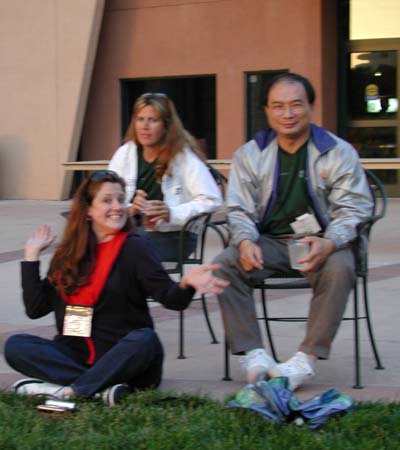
[120,76,216,158]
[347,126,398,185]
[347,126,397,158]
[348,51,397,120]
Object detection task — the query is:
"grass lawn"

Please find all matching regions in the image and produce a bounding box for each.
[0,390,399,450]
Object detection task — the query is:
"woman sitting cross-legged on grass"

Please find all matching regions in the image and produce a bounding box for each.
[4,170,228,406]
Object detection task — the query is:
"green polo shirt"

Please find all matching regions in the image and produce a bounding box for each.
[263,142,311,235]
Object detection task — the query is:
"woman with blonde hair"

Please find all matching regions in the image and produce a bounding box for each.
[108,93,222,261]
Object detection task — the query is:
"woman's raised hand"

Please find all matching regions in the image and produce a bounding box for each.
[24,224,57,261]
[180,264,229,295]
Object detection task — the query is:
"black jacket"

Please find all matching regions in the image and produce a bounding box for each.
[21,233,194,363]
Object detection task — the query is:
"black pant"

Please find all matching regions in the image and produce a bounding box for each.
[5,328,164,397]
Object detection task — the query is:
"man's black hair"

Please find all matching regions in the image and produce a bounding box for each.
[264,73,316,106]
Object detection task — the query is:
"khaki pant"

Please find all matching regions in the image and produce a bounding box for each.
[213,235,355,359]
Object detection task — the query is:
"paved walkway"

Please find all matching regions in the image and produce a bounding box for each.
[0,199,399,403]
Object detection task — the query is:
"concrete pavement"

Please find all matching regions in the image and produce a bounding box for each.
[0,199,399,403]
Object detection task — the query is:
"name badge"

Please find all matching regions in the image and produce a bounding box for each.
[63,305,93,337]
[290,213,321,235]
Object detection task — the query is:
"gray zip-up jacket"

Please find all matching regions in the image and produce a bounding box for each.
[227,124,373,250]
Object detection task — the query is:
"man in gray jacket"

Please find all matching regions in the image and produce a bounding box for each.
[214,73,373,390]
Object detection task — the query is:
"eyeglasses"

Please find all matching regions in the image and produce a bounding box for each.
[89,170,120,182]
[269,103,306,117]
[141,92,168,99]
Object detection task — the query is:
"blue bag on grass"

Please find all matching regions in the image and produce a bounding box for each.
[227,377,354,429]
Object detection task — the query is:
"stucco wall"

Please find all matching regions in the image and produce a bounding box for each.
[0,0,104,199]
[351,0,400,39]
[81,0,337,162]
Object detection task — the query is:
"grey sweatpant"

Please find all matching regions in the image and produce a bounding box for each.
[213,235,355,359]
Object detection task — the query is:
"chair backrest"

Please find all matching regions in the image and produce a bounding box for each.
[205,164,230,247]
[364,169,387,225]
[181,211,212,263]
[161,211,212,275]
[176,164,228,268]
[207,164,228,199]
[353,169,387,276]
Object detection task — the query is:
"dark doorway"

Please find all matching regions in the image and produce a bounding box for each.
[120,76,216,158]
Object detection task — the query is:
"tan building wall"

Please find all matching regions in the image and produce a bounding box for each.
[0,0,105,200]
[81,0,337,162]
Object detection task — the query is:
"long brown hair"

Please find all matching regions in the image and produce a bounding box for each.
[48,170,134,295]
[124,93,205,180]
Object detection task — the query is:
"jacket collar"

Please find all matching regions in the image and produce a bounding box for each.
[254,123,336,154]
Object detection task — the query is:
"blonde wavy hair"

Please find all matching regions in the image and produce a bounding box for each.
[124,93,205,179]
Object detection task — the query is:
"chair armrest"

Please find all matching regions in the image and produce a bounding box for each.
[173,212,212,269]
[180,212,212,235]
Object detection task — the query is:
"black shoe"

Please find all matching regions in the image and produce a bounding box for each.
[100,384,130,406]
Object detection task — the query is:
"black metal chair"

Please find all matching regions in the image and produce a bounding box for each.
[205,164,230,248]
[162,211,220,359]
[223,169,387,388]
[162,164,229,359]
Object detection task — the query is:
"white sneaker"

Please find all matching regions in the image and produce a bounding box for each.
[240,348,279,384]
[12,378,68,398]
[275,352,316,390]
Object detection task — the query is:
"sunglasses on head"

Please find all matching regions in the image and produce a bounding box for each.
[141,92,168,99]
[89,170,121,182]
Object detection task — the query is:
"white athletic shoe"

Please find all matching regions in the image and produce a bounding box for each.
[275,352,316,390]
[240,348,279,384]
[12,378,69,398]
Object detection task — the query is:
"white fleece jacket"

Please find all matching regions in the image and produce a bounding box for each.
[108,141,223,232]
